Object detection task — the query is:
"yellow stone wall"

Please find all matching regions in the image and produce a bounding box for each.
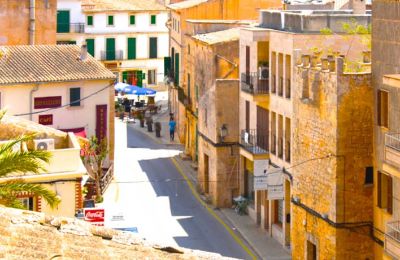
[291,57,374,259]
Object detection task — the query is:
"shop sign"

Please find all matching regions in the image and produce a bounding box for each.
[38,114,53,125]
[254,175,268,190]
[34,96,62,109]
[267,171,284,200]
[254,159,269,176]
[96,104,107,141]
[84,208,104,226]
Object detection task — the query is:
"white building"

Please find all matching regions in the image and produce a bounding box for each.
[57,0,170,87]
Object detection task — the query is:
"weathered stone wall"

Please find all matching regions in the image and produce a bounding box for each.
[291,56,374,259]
[0,0,57,45]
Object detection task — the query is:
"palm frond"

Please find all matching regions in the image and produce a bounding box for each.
[0,181,60,209]
[0,109,6,121]
[0,134,37,155]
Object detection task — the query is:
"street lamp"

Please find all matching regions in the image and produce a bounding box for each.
[220,124,228,142]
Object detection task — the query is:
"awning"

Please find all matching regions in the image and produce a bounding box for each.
[59,127,87,138]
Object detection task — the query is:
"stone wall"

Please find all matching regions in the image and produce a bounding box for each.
[291,55,374,259]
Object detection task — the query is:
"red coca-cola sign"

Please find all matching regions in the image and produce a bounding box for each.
[84,208,104,223]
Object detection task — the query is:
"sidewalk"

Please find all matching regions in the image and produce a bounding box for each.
[126,93,291,260]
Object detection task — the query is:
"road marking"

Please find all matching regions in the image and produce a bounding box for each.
[170,157,257,260]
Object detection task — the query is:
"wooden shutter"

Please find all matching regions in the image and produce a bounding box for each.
[130,15,135,25]
[246,46,250,76]
[57,10,70,33]
[164,57,171,77]
[377,171,382,208]
[106,38,115,60]
[87,15,93,26]
[387,175,393,214]
[151,15,156,25]
[257,106,269,151]
[108,15,114,25]
[127,38,136,60]
[86,39,95,57]
[122,71,128,83]
[246,101,250,132]
[70,88,81,107]
[136,71,143,87]
[187,73,191,98]
[149,37,158,58]
[174,53,179,86]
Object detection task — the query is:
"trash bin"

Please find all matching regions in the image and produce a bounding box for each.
[155,122,161,137]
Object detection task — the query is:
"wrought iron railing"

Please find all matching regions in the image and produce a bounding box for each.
[57,23,85,33]
[100,50,124,61]
[240,72,269,95]
[240,129,268,154]
[386,133,400,152]
[385,221,400,258]
[100,164,114,194]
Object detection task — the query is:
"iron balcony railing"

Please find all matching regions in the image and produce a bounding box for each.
[240,129,268,154]
[385,221,400,258]
[57,23,85,34]
[240,72,269,95]
[100,50,124,61]
[386,133,400,152]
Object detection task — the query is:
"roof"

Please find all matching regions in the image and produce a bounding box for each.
[192,28,240,45]
[82,0,167,12]
[167,0,208,10]
[0,45,115,85]
[0,206,236,259]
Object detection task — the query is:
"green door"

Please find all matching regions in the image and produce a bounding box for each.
[136,71,143,87]
[57,10,70,33]
[106,38,115,60]
[174,53,179,86]
[127,38,136,60]
[86,39,95,57]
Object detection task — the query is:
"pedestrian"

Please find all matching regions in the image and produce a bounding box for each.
[169,117,176,141]
[123,97,131,122]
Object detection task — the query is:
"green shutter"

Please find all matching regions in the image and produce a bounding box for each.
[122,71,128,83]
[86,39,95,57]
[106,38,115,60]
[130,15,135,25]
[70,88,81,107]
[57,10,70,33]
[108,15,114,26]
[174,53,179,86]
[127,38,136,60]
[164,57,171,76]
[87,15,93,26]
[136,71,143,87]
[149,37,157,59]
[151,15,156,25]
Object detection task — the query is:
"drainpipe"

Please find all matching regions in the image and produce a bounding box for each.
[29,85,39,120]
[29,0,36,45]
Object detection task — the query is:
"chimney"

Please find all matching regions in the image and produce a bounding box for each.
[80,44,88,61]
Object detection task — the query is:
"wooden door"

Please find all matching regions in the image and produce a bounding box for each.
[257,106,269,151]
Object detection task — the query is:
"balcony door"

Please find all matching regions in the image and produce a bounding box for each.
[246,46,250,84]
[106,38,115,60]
[257,106,269,151]
[57,10,70,33]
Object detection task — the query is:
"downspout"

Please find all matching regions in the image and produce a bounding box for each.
[29,85,39,120]
[29,0,36,45]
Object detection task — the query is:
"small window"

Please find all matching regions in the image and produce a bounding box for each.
[129,15,135,25]
[151,15,156,25]
[70,87,81,107]
[365,167,373,185]
[148,70,156,85]
[87,15,93,26]
[107,15,114,26]
[378,171,393,214]
[378,89,389,128]
[18,197,34,211]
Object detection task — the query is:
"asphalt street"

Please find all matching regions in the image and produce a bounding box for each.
[101,120,250,259]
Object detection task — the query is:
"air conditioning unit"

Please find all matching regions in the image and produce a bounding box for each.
[259,66,269,80]
[0,140,20,153]
[34,139,55,151]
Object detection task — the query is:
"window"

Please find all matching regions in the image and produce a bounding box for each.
[149,37,158,58]
[187,73,191,99]
[87,15,93,26]
[18,197,34,211]
[107,15,114,26]
[70,88,81,107]
[177,21,180,32]
[86,39,95,57]
[127,38,136,60]
[151,15,156,25]
[378,171,393,214]
[129,15,135,25]
[57,10,70,33]
[204,108,207,127]
[378,89,389,128]
[365,167,373,185]
[148,69,156,85]
[188,44,190,55]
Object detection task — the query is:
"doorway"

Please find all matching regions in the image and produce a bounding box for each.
[204,154,209,194]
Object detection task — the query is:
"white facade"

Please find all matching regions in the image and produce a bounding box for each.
[57,0,170,86]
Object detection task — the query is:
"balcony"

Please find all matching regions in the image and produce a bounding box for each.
[385,133,400,169]
[240,72,269,102]
[385,221,400,259]
[57,23,85,34]
[240,129,269,160]
[100,50,124,61]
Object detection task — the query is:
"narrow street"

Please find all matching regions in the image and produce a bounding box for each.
[102,119,250,259]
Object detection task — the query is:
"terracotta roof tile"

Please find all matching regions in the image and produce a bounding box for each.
[82,0,167,12]
[192,28,240,45]
[0,45,115,85]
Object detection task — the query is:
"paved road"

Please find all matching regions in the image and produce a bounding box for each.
[102,120,250,259]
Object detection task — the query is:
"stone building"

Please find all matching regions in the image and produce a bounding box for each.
[372,1,400,258]
[291,56,374,259]
[166,0,281,155]
[190,28,240,207]
[238,9,370,249]
[0,0,57,45]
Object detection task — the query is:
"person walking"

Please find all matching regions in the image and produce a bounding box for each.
[122,97,131,122]
[169,118,176,141]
